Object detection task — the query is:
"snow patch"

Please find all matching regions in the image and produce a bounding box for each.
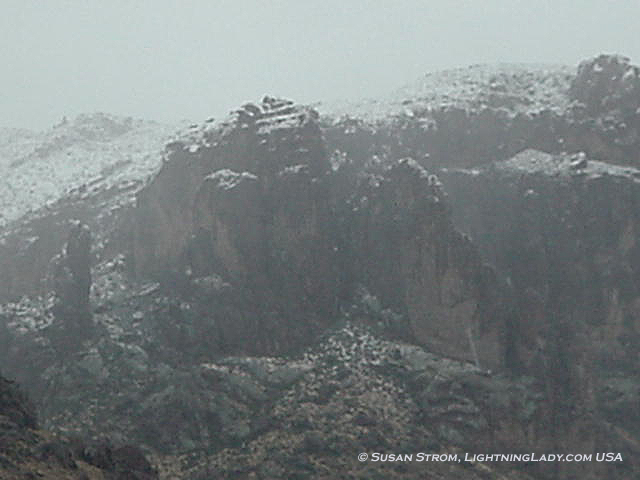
[205,169,258,190]
[497,149,640,181]
[320,63,574,122]
[0,114,184,228]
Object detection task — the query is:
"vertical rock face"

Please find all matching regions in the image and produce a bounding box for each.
[132,99,501,363]
[134,98,342,352]
[190,165,339,352]
[133,97,329,278]
[349,159,503,369]
[441,150,640,430]
[50,221,93,341]
[190,170,264,282]
[62,221,92,307]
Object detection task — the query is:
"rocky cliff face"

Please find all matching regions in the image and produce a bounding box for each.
[49,222,93,344]
[133,98,340,353]
[440,149,640,434]
[0,54,639,479]
[131,96,499,364]
[345,158,504,368]
[133,97,328,276]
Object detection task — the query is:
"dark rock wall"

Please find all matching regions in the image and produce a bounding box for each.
[133,97,330,279]
[346,159,504,368]
[133,98,343,353]
[440,151,640,444]
[131,98,502,365]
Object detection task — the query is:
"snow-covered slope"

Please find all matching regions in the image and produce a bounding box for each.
[0,113,183,228]
[321,63,575,121]
[497,149,640,180]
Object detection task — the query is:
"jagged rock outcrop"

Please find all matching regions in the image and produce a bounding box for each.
[440,149,640,442]
[134,97,341,353]
[134,97,329,277]
[42,221,95,355]
[347,158,504,369]
[133,97,500,365]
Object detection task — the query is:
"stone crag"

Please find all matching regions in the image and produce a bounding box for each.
[440,150,640,437]
[132,96,499,363]
[345,158,504,369]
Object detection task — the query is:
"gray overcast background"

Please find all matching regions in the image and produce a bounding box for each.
[2,0,639,130]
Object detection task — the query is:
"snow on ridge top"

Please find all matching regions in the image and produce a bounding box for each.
[497,149,640,181]
[320,63,575,122]
[205,169,258,190]
[0,113,183,228]
[171,97,317,150]
[0,127,40,170]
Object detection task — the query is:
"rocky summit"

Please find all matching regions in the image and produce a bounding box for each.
[1,55,640,479]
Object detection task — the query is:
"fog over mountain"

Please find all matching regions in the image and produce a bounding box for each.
[2,0,639,129]
[2,3,640,480]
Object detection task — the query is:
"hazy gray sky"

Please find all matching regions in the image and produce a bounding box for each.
[2,0,639,129]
